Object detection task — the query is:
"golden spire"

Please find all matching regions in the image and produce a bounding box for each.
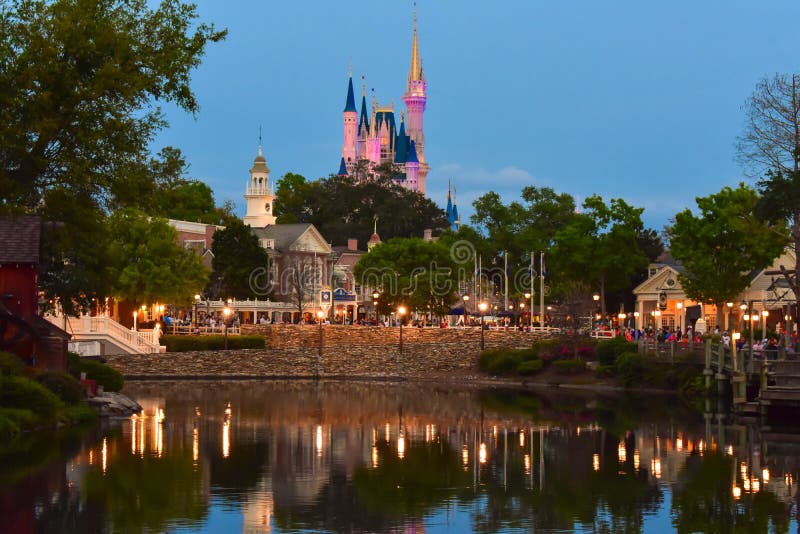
[409,3,422,81]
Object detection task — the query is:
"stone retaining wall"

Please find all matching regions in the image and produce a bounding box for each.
[241,324,547,349]
[105,330,537,380]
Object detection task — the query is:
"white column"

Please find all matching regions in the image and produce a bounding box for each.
[637,300,644,330]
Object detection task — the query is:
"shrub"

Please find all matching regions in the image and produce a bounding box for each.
[162,335,266,352]
[481,351,519,375]
[0,413,20,439]
[35,371,84,404]
[79,360,124,392]
[62,404,98,425]
[67,352,82,379]
[517,359,544,375]
[0,407,38,430]
[553,359,586,375]
[0,376,63,420]
[615,352,644,387]
[596,337,638,366]
[0,351,24,377]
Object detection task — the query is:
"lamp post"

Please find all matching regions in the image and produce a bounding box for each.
[762,309,769,337]
[524,292,532,327]
[194,294,201,330]
[676,302,683,334]
[133,310,138,331]
[633,311,640,332]
[726,302,733,331]
[739,301,747,333]
[463,294,470,326]
[478,302,488,350]
[373,291,380,323]
[397,306,407,353]
[223,306,231,350]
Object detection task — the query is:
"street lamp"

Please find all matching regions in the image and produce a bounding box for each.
[524,292,532,327]
[463,295,470,325]
[726,302,733,331]
[317,310,325,361]
[223,306,231,350]
[633,311,640,331]
[194,294,201,330]
[133,310,138,331]
[478,302,488,350]
[373,291,380,323]
[397,305,407,353]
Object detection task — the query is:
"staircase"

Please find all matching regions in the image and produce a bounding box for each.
[46,314,164,355]
[760,360,800,405]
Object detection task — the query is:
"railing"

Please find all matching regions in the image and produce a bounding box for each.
[47,314,162,354]
[167,325,241,336]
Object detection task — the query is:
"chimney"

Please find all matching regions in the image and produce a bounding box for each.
[347,238,358,251]
[423,229,432,241]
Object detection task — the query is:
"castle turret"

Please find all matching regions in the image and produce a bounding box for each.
[357,84,369,159]
[244,143,276,227]
[405,140,420,192]
[342,71,358,168]
[402,6,428,186]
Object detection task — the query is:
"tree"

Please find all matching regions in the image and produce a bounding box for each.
[736,73,800,177]
[105,209,209,306]
[0,0,225,309]
[669,184,787,325]
[284,256,317,317]
[755,170,800,304]
[553,196,648,321]
[273,172,448,245]
[354,238,459,318]
[208,220,271,299]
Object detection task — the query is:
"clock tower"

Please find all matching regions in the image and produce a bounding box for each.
[243,144,276,227]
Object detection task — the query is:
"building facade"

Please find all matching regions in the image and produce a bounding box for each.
[336,8,429,194]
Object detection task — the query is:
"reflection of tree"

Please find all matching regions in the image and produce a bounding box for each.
[208,439,268,502]
[82,451,206,532]
[671,451,791,533]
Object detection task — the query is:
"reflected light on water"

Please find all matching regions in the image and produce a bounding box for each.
[763,468,770,484]
[192,427,199,464]
[101,438,107,474]
[385,423,390,442]
[651,458,662,478]
[479,443,487,464]
[524,453,531,475]
[372,445,379,468]
[88,449,93,466]
[592,453,600,472]
[131,416,137,455]
[744,477,751,491]
[727,445,734,456]
[462,444,469,468]
[733,485,742,499]
[618,441,626,463]
[752,478,760,492]
[223,421,230,458]
[519,430,525,448]
[633,449,640,470]
[676,437,683,451]
[397,432,405,460]
[316,425,323,457]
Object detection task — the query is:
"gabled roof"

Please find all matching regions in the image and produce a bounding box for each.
[344,76,357,113]
[0,215,41,264]
[632,265,684,295]
[251,223,332,254]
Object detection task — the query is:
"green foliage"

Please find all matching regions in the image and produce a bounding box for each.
[209,219,271,299]
[0,413,20,440]
[273,172,449,246]
[669,184,787,311]
[596,337,638,366]
[106,208,209,305]
[0,351,24,377]
[518,359,545,375]
[354,237,460,317]
[477,349,520,375]
[67,352,82,379]
[0,0,225,313]
[34,371,84,404]
[0,376,63,420]
[61,404,98,425]
[79,360,124,392]
[614,352,644,387]
[552,359,586,374]
[162,335,265,352]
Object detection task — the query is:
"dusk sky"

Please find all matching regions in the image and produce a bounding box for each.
[153,0,800,233]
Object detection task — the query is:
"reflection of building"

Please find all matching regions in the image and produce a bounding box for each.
[633,249,799,333]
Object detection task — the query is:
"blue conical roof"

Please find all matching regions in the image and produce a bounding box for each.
[358,93,369,134]
[407,140,419,164]
[343,77,356,113]
[446,188,453,222]
[338,157,348,175]
[394,120,409,163]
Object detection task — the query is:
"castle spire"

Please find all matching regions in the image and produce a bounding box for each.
[343,71,357,113]
[258,125,263,156]
[408,3,423,82]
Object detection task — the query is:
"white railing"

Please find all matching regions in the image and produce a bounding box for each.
[47,314,162,354]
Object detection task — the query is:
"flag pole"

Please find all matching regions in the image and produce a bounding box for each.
[540,252,545,328]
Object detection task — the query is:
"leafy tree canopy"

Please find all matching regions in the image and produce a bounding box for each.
[273,172,449,246]
[669,184,787,310]
[208,219,270,299]
[106,209,209,305]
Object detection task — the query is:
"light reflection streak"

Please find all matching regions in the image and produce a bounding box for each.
[316,425,323,457]
[102,438,107,474]
[193,427,199,464]
[593,453,600,472]
[479,442,487,464]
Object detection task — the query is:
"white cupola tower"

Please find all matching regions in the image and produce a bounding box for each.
[243,144,276,227]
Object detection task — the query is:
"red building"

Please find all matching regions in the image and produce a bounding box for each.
[0,215,69,369]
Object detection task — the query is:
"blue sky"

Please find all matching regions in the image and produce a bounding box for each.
[154,0,800,233]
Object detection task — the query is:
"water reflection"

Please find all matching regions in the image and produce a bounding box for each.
[0,380,798,533]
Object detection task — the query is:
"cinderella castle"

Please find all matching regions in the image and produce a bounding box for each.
[336,8,430,196]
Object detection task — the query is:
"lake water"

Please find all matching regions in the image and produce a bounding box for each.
[1,380,798,533]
